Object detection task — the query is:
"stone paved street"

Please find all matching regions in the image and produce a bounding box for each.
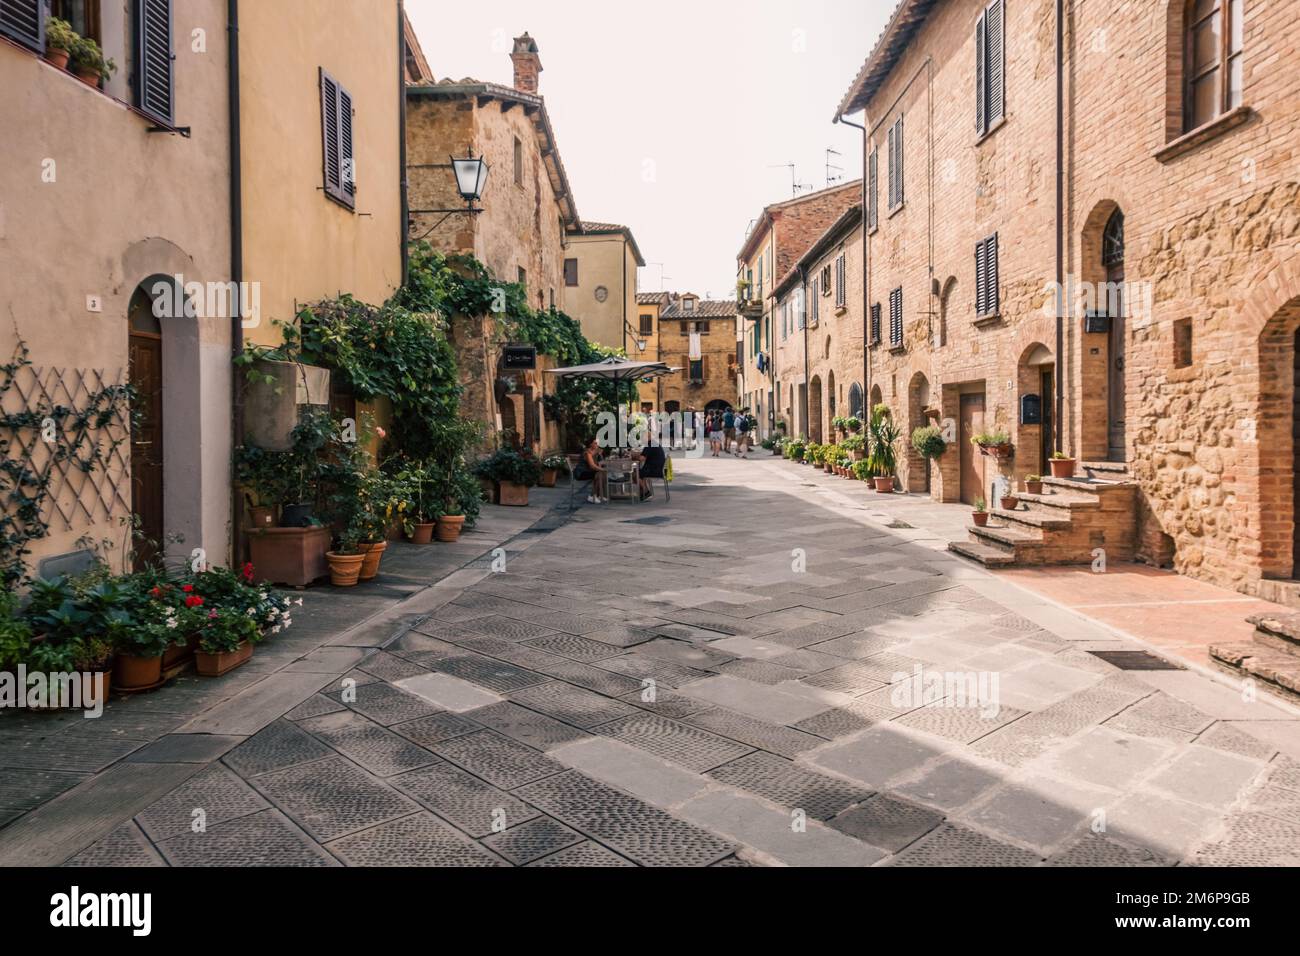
[5,455,1300,867]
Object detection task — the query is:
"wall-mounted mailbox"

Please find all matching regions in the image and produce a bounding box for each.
[1021,393,1043,426]
[1084,311,1111,334]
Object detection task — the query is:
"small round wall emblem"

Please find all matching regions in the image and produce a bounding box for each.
[594,286,609,303]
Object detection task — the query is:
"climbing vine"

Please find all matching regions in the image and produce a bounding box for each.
[0,339,135,586]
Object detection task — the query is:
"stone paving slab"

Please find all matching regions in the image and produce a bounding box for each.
[548,737,713,808]
[246,756,420,843]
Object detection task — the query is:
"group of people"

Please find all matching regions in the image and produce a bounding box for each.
[574,438,666,504]
[707,408,754,459]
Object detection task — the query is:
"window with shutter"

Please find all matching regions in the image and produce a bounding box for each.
[870,303,882,344]
[1,0,44,52]
[867,148,879,230]
[320,68,356,210]
[835,256,846,307]
[134,0,174,126]
[895,116,904,206]
[886,126,896,210]
[889,288,903,347]
[810,279,819,325]
[887,117,904,210]
[975,234,1000,316]
[976,0,1005,136]
[564,258,578,286]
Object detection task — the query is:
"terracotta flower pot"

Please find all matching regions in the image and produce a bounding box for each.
[249,526,330,587]
[45,47,71,70]
[498,481,529,507]
[1049,458,1077,479]
[358,541,388,581]
[1025,480,1044,495]
[249,505,276,530]
[435,515,465,543]
[408,523,435,545]
[113,653,163,691]
[538,468,558,488]
[973,512,990,527]
[1000,496,1020,511]
[327,551,365,587]
[874,477,894,493]
[195,641,253,678]
[74,67,100,87]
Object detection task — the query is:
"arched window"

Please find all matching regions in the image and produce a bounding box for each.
[848,383,864,419]
[1102,209,1125,269]
[1184,0,1243,132]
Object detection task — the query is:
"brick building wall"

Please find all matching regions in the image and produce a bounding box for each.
[846,0,1300,593]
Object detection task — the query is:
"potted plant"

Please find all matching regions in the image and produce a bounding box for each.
[44,17,77,69]
[110,587,184,692]
[193,607,261,677]
[972,498,990,527]
[845,416,864,435]
[69,36,115,88]
[1000,493,1020,511]
[911,425,947,462]
[869,409,901,493]
[1049,451,1077,479]
[842,433,867,461]
[23,577,117,704]
[972,429,1014,460]
[538,452,568,489]
[473,448,542,507]
[852,459,873,482]
[1024,474,1044,495]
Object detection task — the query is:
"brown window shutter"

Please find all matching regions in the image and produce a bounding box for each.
[976,10,987,133]
[0,0,44,52]
[339,85,355,200]
[988,0,1005,125]
[867,149,878,228]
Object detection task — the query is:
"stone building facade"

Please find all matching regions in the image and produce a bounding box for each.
[771,207,868,446]
[563,222,646,352]
[653,295,739,421]
[406,33,579,455]
[837,0,1300,596]
[736,181,864,439]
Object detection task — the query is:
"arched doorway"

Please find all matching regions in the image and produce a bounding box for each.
[808,376,823,443]
[827,370,837,421]
[1259,295,1300,580]
[869,384,883,415]
[906,372,931,493]
[848,383,864,420]
[128,285,165,570]
[1018,343,1055,478]
[1103,209,1127,461]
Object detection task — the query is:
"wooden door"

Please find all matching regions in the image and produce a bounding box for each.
[959,392,986,507]
[1040,366,1054,475]
[129,331,164,570]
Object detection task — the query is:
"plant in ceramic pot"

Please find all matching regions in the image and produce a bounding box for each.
[1049,451,1077,479]
[69,35,115,87]
[389,459,439,544]
[844,416,863,435]
[44,17,78,69]
[1000,492,1020,511]
[852,459,874,482]
[971,429,1013,460]
[193,606,262,677]
[538,452,569,489]
[868,409,901,493]
[911,425,947,462]
[0,590,32,675]
[473,448,541,507]
[972,498,990,527]
[1024,474,1044,495]
[841,433,867,461]
[23,577,118,702]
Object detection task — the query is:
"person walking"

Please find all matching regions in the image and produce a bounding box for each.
[707,411,723,457]
[722,408,736,455]
[735,410,752,459]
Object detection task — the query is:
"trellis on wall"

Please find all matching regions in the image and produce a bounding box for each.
[0,341,133,584]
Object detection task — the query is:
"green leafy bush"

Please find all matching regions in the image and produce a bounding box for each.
[911,425,947,460]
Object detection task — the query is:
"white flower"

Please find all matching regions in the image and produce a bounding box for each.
[295,598,304,606]
[270,626,282,635]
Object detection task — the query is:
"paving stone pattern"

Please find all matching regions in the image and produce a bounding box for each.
[8,459,1300,866]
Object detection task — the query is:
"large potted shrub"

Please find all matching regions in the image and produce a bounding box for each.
[23,578,116,704]
[242,409,333,587]
[868,408,901,492]
[911,425,947,462]
[473,448,541,507]
[538,452,568,488]
[841,433,867,461]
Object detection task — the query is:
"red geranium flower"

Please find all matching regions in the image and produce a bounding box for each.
[182,585,195,594]
[149,587,162,598]
[242,562,255,583]
[185,595,205,608]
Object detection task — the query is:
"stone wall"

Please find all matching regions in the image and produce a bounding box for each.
[852,0,1300,593]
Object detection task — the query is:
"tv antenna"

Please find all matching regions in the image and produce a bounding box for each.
[768,162,812,197]
[826,148,844,187]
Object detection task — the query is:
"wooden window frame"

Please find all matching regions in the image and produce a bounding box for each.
[1183,0,1243,133]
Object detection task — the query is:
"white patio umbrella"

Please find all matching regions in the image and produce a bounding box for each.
[545,355,680,385]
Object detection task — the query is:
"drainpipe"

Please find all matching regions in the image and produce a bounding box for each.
[399,0,409,287]
[833,113,869,414]
[1054,0,1065,455]
[227,0,244,568]
[800,265,810,437]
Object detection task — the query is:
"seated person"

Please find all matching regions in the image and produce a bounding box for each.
[635,443,667,501]
[574,438,607,504]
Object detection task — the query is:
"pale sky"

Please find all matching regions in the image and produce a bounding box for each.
[406,0,893,299]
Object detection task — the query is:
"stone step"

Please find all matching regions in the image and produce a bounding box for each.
[991,507,1073,532]
[1210,642,1300,704]
[970,523,1041,553]
[1044,475,1135,494]
[1256,580,1300,612]
[947,540,1016,567]
[1016,489,1102,513]
[1081,460,1133,480]
[1249,612,1300,658]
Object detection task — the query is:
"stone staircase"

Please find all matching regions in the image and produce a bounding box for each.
[948,463,1139,569]
[1211,613,1300,703]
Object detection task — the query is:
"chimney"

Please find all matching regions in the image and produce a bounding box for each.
[511,33,542,93]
